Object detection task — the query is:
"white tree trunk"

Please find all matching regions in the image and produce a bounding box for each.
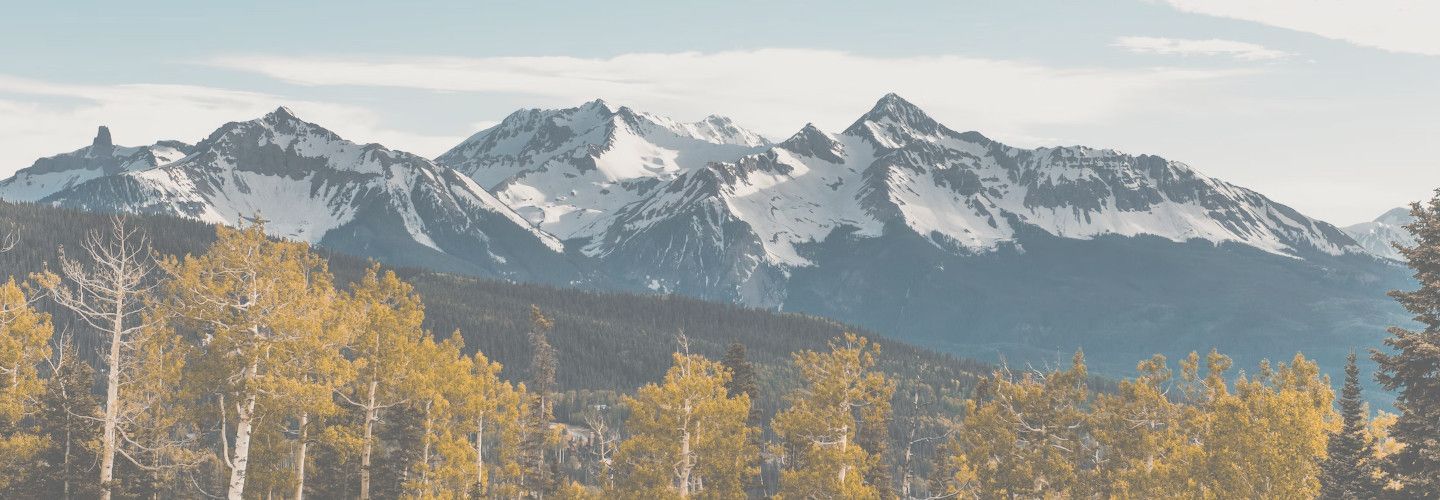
[360,380,378,500]
[294,411,309,500]
[99,292,123,500]
[476,416,485,493]
[228,361,259,500]
[678,398,693,498]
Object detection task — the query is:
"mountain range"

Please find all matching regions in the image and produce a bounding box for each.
[1,94,1413,376]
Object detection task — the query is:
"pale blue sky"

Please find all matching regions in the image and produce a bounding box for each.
[3,0,1438,224]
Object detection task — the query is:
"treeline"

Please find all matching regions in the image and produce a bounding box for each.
[0,200,993,418]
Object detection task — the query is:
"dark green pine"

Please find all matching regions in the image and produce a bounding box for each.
[1373,196,1440,498]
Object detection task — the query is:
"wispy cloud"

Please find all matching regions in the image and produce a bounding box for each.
[0,76,464,176]
[1153,0,1440,56]
[204,49,1250,143]
[1113,36,1293,61]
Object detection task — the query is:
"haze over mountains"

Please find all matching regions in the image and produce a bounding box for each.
[0,94,1413,375]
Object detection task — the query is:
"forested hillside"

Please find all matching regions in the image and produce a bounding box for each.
[0,199,1434,498]
[0,200,988,418]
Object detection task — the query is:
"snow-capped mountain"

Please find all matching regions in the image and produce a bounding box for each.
[1345,206,1415,261]
[572,94,1366,304]
[436,99,770,240]
[0,126,193,202]
[2,95,1405,378]
[21,108,572,279]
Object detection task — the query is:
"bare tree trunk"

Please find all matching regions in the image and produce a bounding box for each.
[63,422,73,500]
[678,398,694,498]
[294,411,309,500]
[360,380,377,500]
[45,217,154,500]
[228,362,259,500]
[99,291,123,500]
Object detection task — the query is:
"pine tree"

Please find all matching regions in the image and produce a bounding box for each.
[1373,196,1440,498]
[613,351,757,498]
[721,342,759,423]
[0,277,54,493]
[772,333,895,499]
[31,338,103,499]
[1321,352,1383,499]
[522,304,560,495]
[158,222,342,500]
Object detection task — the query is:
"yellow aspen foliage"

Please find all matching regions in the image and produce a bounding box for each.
[459,349,521,496]
[158,223,343,500]
[1088,354,1201,498]
[341,264,432,500]
[944,352,1089,499]
[613,352,757,499]
[772,333,895,499]
[1181,350,1335,499]
[0,278,53,490]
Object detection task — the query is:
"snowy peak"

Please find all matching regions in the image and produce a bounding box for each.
[15,110,568,279]
[0,126,194,203]
[778,123,846,163]
[843,93,948,145]
[435,100,771,240]
[1345,206,1415,261]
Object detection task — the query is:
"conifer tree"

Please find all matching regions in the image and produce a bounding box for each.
[1321,352,1383,499]
[772,333,895,499]
[521,304,560,495]
[158,223,341,500]
[31,338,102,499]
[1373,196,1440,498]
[721,342,759,423]
[613,351,757,498]
[0,277,53,492]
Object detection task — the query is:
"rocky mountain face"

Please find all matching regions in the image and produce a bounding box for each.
[500,94,1367,305]
[2,95,1409,376]
[1345,206,1416,261]
[0,126,193,202]
[436,99,770,241]
[11,108,574,280]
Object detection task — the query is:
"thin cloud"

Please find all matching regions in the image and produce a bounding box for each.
[204,49,1251,142]
[1154,0,1440,56]
[1113,36,1293,61]
[0,76,464,176]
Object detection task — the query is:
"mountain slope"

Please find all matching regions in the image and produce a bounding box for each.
[1345,206,1415,261]
[0,126,193,202]
[27,108,574,280]
[436,100,770,241]
[575,94,1368,304]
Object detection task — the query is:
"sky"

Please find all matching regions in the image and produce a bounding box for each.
[2,0,1438,225]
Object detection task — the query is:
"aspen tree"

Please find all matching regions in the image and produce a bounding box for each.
[158,223,339,500]
[614,352,757,499]
[341,265,429,500]
[772,333,894,499]
[0,278,53,492]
